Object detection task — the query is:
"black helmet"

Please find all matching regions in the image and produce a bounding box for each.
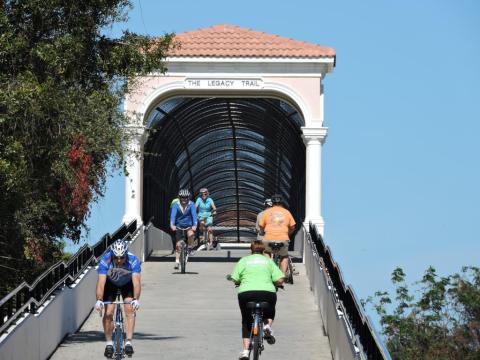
[271,194,283,204]
[178,188,190,198]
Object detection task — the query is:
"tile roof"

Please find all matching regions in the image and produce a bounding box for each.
[169,24,335,59]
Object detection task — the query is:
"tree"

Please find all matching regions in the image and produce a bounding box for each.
[0,0,174,293]
[364,266,480,359]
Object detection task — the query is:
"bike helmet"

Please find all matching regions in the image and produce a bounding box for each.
[199,187,208,194]
[271,194,283,204]
[264,198,273,207]
[111,239,128,257]
[178,188,191,198]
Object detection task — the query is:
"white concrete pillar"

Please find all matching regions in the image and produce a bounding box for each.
[301,127,328,236]
[123,126,144,226]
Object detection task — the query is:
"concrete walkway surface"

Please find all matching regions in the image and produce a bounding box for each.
[51,261,332,359]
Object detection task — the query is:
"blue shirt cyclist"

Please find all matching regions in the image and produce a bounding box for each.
[94,239,141,357]
[170,188,198,269]
[195,187,216,226]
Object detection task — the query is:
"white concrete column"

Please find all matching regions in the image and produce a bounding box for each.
[301,127,328,236]
[123,126,144,226]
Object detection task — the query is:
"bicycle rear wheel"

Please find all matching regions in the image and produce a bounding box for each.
[180,242,187,274]
[252,332,262,360]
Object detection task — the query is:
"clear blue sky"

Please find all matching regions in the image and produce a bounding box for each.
[75,0,480,322]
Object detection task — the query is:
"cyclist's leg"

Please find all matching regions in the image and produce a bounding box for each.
[102,281,117,341]
[174,230,183,264]
[206,216,214,244]
[121,282,135,342]
[278,241,290,275]
[187,228,195,247]
[238,291,254,351]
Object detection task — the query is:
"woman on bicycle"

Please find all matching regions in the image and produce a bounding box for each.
[195,187,217,249]
[229,240,284,360]
[170,188,198,269]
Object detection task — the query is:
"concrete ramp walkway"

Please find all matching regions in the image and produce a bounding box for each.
[51,261,332,360]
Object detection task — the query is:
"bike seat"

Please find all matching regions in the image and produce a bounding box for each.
[268,242,285,250]
[246,301,270,310]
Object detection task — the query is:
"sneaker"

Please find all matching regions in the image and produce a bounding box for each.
[104,344,114,358]
[124,343,134,356]
[174,262,179,270]
[263,325,276,345]
[238,349,249,360]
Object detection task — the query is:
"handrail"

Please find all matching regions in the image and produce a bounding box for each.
[308,223,391,360]
[0,219,137,336]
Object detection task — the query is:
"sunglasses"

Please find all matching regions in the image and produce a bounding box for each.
[114,256,126,260]
[201,192,208,195]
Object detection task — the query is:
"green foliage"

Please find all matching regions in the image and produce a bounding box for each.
[364,266,480,359]
[0,0,173,292]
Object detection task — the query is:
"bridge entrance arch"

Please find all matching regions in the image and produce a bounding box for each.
[122,24,335,237]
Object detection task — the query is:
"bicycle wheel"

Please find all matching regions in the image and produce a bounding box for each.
[180,242,187,274]
[286,257,294,284]
[113,326,123,360]
[252,331,262,360]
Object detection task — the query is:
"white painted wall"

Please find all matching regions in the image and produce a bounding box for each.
[0,269,96,360]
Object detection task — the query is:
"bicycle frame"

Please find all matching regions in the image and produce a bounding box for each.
[177,227,191,274]
[102,299,132,359]
[249,303,265,360]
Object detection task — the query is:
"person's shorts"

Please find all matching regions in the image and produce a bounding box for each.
[263,240,289,257]
[198,215,213,227]
[103,280,134,302]
[175,228,192,242]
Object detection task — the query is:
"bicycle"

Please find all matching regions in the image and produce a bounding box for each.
[198,212,218,250]
[268,242,295,284]
[176,227,193,274]
[227,275,281,360]
[102,294,133,359]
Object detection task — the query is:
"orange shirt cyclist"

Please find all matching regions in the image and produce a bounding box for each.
[259,194,296,276]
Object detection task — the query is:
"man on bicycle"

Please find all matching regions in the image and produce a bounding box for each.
[94,239,141,358]
[259,194,296,276]
[170,188,198,269]
[195,187,217,249]
[255,198,272,240]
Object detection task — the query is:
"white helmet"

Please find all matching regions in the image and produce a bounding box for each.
[178,188,191,198]
[111,239,128,257]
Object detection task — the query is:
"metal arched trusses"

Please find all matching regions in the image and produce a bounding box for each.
[143,97,305,241]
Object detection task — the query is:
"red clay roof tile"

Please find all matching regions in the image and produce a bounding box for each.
[169,24,335,59]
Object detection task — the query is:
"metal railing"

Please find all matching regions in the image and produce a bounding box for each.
[308,223,391,360]
[0,220,137,336]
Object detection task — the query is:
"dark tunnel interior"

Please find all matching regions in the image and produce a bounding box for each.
[143,97,306,242]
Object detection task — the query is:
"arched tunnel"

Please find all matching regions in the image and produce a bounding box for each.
[143,97,306,242]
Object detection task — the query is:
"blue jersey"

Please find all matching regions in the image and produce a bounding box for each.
[195,197,214,217]
[170,201,198,228]
[97,250,141,287]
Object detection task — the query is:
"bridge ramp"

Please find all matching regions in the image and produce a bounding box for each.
[51,262,332,359]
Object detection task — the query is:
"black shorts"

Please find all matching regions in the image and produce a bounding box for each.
[238,291,277,338]
[103,280,134,302]
[175,228,190,242]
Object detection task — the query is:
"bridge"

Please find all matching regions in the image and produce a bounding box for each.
[0,222,389,360]
[0,25,391,360]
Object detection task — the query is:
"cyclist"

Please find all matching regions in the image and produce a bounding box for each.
[230,240,284,360]
[170,188,198,269]
[258,194,296,276]
[255,198,273,240]
[94,239,141,358]
[195,187,217,249]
